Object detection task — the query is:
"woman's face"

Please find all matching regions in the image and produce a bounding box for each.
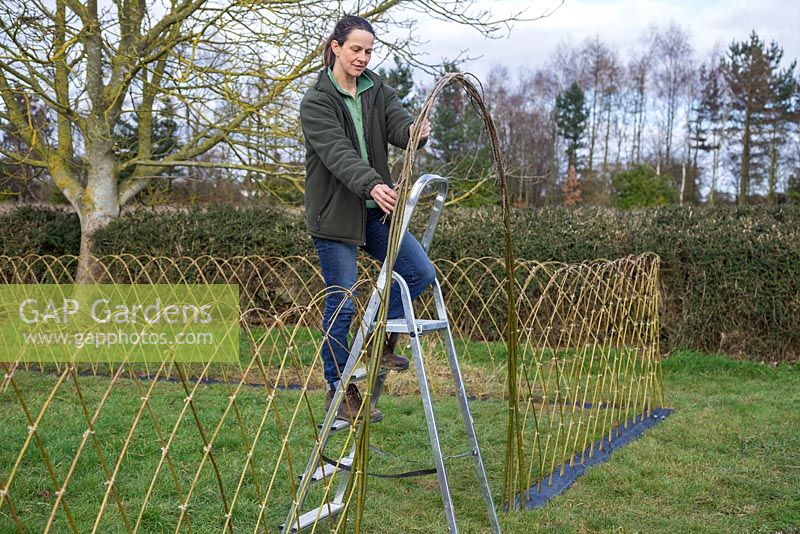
[332,29,374,78]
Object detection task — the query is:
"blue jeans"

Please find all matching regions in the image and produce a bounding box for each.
[313,208,436,389]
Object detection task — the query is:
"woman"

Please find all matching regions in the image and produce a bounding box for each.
[300,15,435,424]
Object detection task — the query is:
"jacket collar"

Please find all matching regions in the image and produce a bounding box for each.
[315,67,381,98]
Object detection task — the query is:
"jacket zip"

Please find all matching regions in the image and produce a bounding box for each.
[360,90,378,246]
[336,88,373,246]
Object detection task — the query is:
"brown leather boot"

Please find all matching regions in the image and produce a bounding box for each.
[366,334,409,371]
[325,384,382,424]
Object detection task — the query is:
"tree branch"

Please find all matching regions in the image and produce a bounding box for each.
[0,62,86,131]
[117,159,302,204]
[138,0,207,58]
[63,0,87,22]
[0,146,49,167]
[0,70,49,161]
[55,0,75,165]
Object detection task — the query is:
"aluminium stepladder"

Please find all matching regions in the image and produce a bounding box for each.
[282,174,500,533]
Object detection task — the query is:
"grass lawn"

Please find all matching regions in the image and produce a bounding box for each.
[515,350,800,534]
[1,350,798,533]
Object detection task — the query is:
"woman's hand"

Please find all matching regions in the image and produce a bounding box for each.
[410,118,431,140]
[370,183,397,214]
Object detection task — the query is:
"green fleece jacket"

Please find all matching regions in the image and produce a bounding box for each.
[300,67,416,245]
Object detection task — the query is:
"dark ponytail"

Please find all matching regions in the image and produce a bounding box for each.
[323,15,376,67]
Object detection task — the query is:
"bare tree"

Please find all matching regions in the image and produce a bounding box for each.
[650,22,694,169]
[626,47,651,166]
[485,66,557,206]
[568,37,622,204]
[0,0,519,279]
[600,49,621,177]
[578,37,612,177]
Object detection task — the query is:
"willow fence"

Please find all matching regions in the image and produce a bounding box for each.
[0,253,663,532]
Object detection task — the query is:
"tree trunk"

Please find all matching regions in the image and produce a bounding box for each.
[710,122,722,205]
[587,85,598,175]
[76,148,120,283]
[665,83,677,165]
[680,162,686,205]
[633,83,645,164]
[77,211,116,283]
[602,92,612,177]
[710,144,718,205]
[739,106,751,206]
[692,127,699,204]
[551,117,559,195]
[767,143,778,205]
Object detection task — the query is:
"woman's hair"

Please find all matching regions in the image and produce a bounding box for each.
[323,15,375,67]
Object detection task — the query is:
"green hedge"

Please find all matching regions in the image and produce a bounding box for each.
[92,205,311,257]
[431,206,800,361]
[2,204,798,361]
[0,206,80,256]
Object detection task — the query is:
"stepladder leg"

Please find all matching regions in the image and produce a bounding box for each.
[441,326,501,533]
[434,280,501,534]
[396,276,459,533]
[408,328,460,533]
[282,290,385,533]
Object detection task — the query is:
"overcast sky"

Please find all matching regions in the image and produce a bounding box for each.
[379,0,800,80]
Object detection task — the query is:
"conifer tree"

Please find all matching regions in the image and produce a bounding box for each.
[722,31,798,204]
[555,82,589,172]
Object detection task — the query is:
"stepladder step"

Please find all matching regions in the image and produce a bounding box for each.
[301,456,353,483]
[344,365,388,383]
[282,501,344,533]
[318,409,383,433]
[381,318,449,335]
[318,418,351,433]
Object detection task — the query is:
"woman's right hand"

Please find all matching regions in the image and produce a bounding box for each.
[370,183,397,214]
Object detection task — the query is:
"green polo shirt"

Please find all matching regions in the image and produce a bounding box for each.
[326,68,378,208]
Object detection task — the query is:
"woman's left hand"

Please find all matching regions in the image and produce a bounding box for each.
[411,119,431,140]
[370,183,397,214]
